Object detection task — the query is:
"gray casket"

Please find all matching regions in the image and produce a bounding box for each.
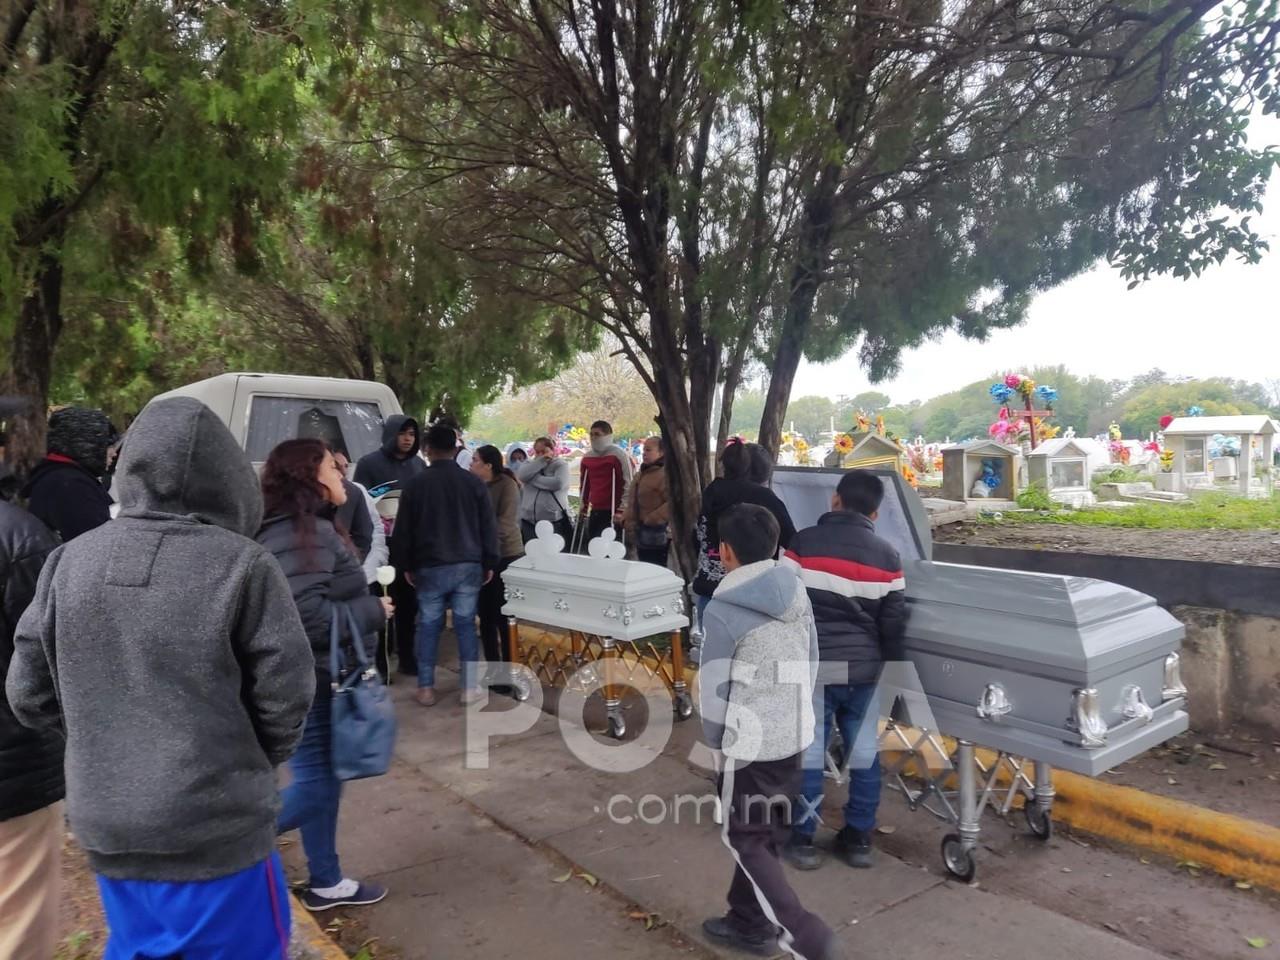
[770,466,1188,777]
[770,466,1188,879]
[904,561,1187,777]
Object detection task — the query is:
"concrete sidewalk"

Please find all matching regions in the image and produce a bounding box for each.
[280,669,1280,960]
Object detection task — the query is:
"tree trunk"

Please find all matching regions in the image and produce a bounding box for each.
[6,250,65,476]
[757,256,823,456]
[717,334,751,449]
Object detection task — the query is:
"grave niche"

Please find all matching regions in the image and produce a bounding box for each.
[941,441,1022,502]
[1027,439,1095,507]
[834,431,905,472]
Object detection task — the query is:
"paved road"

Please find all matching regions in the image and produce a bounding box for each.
[282,669,1280,960]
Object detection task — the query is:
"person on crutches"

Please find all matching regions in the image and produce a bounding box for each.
[576,420,633,552]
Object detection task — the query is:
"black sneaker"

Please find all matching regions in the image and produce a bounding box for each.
[701,916,778,957]
[833,827,875,869]
[300,881,388,912]
[782,835,824,871]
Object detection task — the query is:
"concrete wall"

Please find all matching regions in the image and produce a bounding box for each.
[933,544,1280,735]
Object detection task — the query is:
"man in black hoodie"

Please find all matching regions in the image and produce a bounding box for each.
[353,414,424,494]
[0,494,60,960]
[21,406,119,542]
[354,414,425,675]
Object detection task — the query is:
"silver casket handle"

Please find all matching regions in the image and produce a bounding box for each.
[976,683,1012,722]
[1121,684,1154,724]
[1072,688,1109,748]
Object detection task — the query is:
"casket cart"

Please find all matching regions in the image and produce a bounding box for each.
[501,522,692,738]
[771,467,1190,881]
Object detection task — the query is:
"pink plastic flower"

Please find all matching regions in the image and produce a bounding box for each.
[1005,374,1023,389]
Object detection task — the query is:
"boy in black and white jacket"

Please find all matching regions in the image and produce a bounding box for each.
[781,470,906,871]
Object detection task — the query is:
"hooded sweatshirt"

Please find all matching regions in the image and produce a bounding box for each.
[6,396,315,882]
[697,560,818,763]
[579,438,633,513]
[21,407,118,542]
[353,414,425,494]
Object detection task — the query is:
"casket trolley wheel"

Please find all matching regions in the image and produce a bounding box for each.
[607,713,627,739]
[941,834,977,883]
[674,691,694,720]
[1024,799,1053,841]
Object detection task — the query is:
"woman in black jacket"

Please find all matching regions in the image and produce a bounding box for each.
[692,440,796,624]
[257,439,392,912]
[0,498,60,957]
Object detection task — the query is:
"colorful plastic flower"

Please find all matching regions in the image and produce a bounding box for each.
[1187,405,1205,417]
[900,464,918,488]
[1017,377,1036,397]
[1034,385,1058,406]
[1004,373,1023,389]
[834,433,854,455]
[989,384,1014,404]
[1159,414,1175,430]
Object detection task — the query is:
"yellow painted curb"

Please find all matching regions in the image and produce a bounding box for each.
[1050,770,1280,891]
[290,894,349,959]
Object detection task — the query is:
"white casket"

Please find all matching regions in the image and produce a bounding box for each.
[501,522,691,737]
[502,522,689,641]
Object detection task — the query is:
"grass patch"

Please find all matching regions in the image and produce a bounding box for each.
[986,492,1280,530]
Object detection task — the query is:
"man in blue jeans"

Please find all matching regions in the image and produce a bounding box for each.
[392,424,499,707]
[780,470,906,870]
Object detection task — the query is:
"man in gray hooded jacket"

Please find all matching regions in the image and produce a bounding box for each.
[6,396,315,958]
[697,503,837,960]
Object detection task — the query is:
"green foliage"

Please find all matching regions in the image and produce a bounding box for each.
[1093,467,1150,492]
[1115,378,1273,437]
[907,366,1117,441]
[1016,482,1057,512]
[1006,492,1280,530]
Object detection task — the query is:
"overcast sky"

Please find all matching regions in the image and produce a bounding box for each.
[790,114,1280,406]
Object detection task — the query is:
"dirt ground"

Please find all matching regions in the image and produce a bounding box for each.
[56,841,105,960]
[934,520,1280,567]
[1099,726,1280,827]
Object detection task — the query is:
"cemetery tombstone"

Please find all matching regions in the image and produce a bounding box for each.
[1162,415,1277,497]
[941,440,1023,502]
[1027,438,1096,507]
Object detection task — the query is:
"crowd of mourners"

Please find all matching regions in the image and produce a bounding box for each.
[1,395,907,960]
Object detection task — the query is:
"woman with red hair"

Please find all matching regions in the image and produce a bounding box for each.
[256,439,393,912]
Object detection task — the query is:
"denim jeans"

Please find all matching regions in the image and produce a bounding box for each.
[415,562,483,690]
[277,692,342,888]
[793,681,881,837]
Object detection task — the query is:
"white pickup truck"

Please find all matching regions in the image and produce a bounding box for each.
[154,372,403,467]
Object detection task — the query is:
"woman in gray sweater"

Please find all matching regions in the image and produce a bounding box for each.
[515,436,573,543]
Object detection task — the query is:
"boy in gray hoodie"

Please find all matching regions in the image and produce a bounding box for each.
[698,504,838,960]
[6,397,315,959]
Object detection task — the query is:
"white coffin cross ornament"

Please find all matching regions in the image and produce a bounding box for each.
[587,527,627,561]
